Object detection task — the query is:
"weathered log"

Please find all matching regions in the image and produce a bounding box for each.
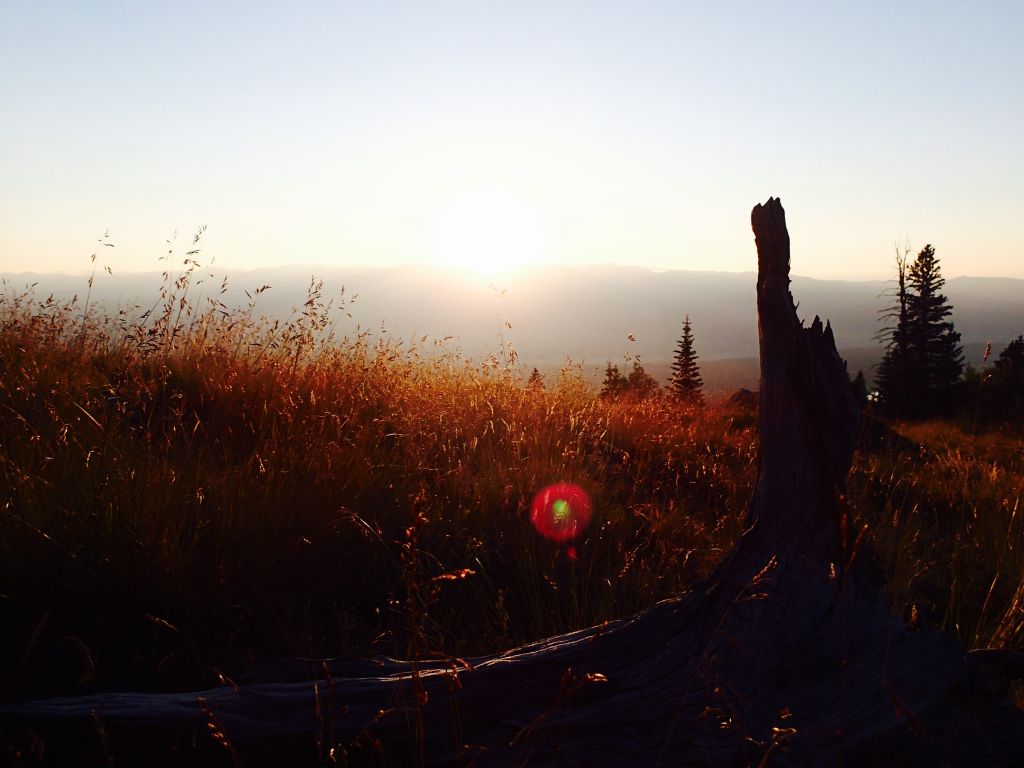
[4,198,1023,766]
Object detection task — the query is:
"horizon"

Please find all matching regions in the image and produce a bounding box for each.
[4,258,1017,381]
[4,258,1024,284]
[2,3,1022,280]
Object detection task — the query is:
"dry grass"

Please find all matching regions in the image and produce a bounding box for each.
[0,262,1021,711]
[852,419,1024,649]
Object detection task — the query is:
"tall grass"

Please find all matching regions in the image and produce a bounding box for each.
[851,420,1024,649]
[0,262,1021,710]
[0,265,753,701]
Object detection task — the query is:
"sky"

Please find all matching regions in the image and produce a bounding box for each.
[1,1,1022,279]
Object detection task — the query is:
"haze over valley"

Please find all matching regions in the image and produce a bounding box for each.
[6,263,1020,392]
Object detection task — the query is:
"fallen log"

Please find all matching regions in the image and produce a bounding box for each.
[4,198,1023,766]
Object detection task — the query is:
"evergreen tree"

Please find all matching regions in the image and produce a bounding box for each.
[906,244,963,415]
[971,336,1024,424]
[667,315,703,403]
[527,367,544,389]
[601,359,659,400]
[600,362,624,399]
[626,360,659,399]
[995,336,1024,375]
[993,336,1024,420]
[877,244,963,418]
[875,248,915,414]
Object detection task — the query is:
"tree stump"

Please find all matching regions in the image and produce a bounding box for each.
[4,199,1023,766]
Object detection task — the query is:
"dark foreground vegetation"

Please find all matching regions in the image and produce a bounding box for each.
[1,244,1022,763]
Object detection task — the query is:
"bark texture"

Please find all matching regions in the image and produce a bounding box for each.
[5,198,1023,766]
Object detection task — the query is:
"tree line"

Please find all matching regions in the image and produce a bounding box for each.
[600,315,705,404]
[530,243,1021,427]
[874,243,1023,425]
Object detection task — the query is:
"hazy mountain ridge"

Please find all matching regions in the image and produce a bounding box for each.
[4,264,1021,392]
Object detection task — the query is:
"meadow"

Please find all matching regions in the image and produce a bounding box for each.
[1,265,1022,715]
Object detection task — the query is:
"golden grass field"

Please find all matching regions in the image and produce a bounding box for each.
[1,267,1021,710]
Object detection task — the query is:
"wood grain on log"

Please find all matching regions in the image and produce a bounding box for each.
[4,198,1023,766]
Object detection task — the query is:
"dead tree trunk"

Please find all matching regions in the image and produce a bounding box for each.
[4,199,1023,766]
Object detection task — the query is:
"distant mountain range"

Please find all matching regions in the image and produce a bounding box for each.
[4,264,1022,393]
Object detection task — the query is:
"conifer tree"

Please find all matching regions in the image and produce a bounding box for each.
[626,360,659,399]
[600,362,623,399]
[876,247,915,413]
[906,244,963,415]
[877,244,963,417]
[667,315,703,403]
[970,335,1024,424]
[602,360,659,399]
[992,336,1024,419]
[527,367,544,389]
[995,336,1024,376]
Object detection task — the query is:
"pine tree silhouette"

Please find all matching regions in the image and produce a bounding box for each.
[600,361,624,399]
[969,335,1024,425]
[626,360,659,399]
[877,244,963,417]
[667,315,703,404]
[906,245,963,414]
[876,248,914,414]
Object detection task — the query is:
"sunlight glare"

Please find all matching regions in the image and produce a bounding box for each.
[431,186,551,275]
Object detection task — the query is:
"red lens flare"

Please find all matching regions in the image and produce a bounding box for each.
[530,483,592,543]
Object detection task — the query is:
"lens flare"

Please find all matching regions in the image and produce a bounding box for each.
[530,483,592,543]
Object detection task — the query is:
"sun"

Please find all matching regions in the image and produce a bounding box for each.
[430,186,551,275]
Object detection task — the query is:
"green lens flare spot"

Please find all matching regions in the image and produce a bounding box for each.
[552,499,571,523]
